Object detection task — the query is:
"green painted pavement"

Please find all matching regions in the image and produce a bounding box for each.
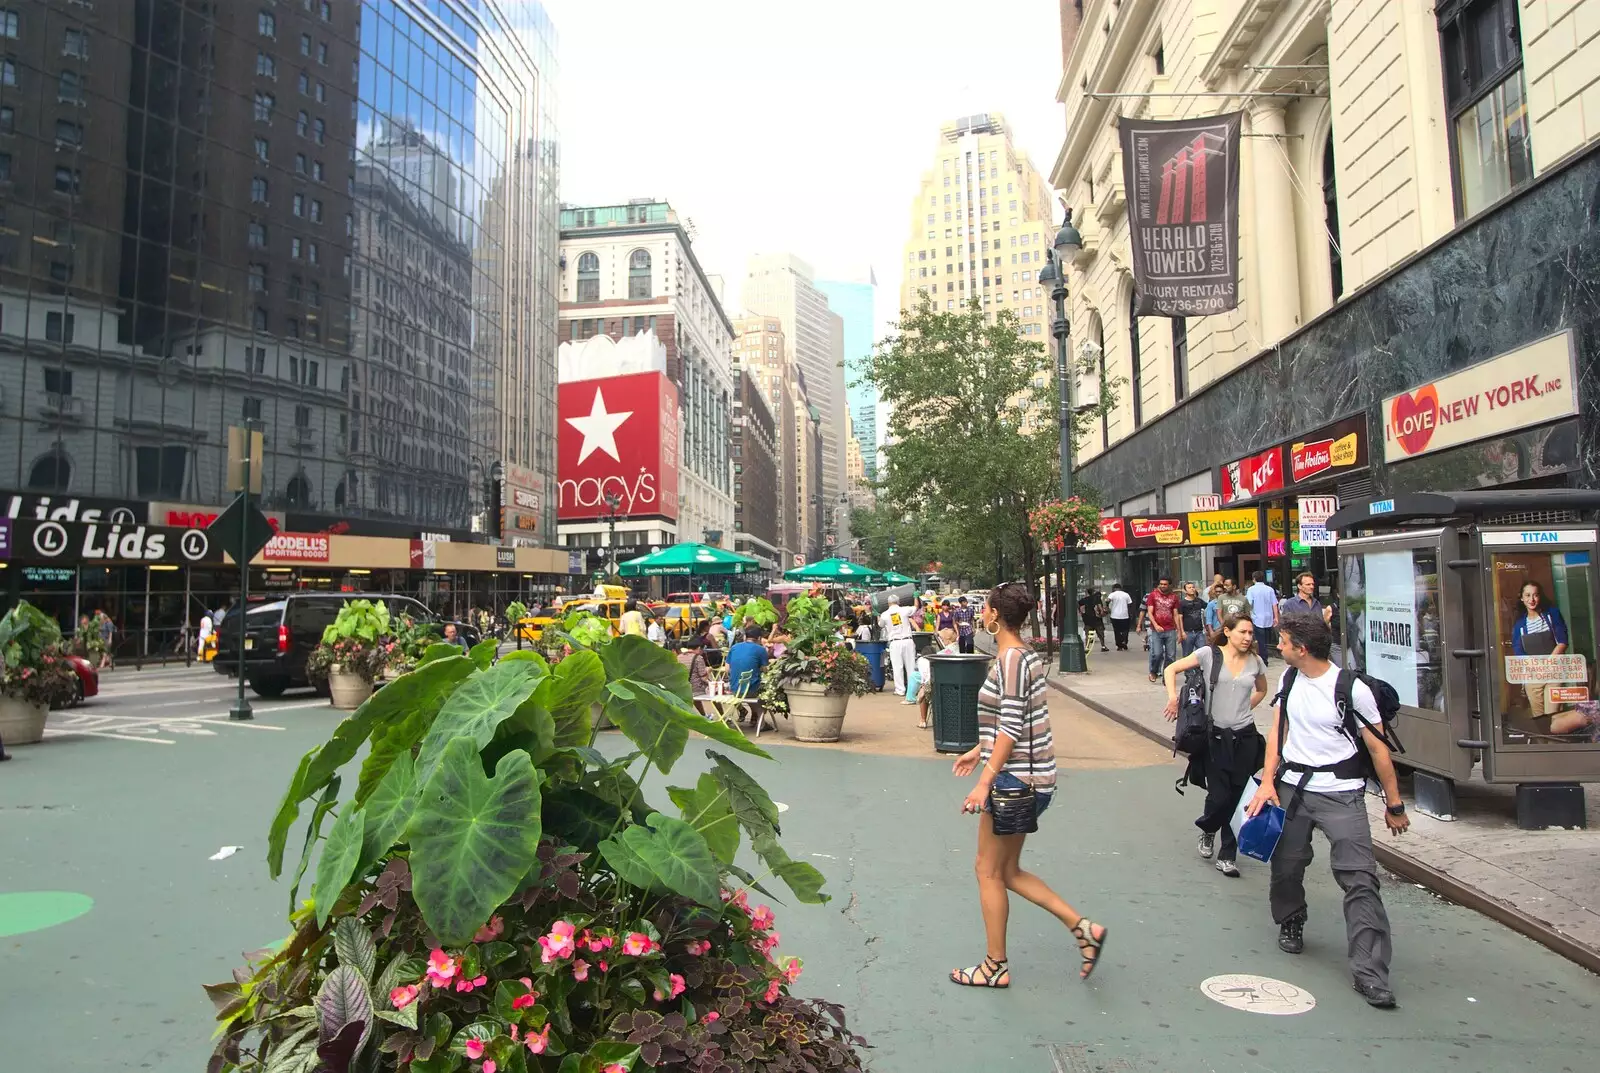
[0,891,94,937]
[1,712,1596,1072]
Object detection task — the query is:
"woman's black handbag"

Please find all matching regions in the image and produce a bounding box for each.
[987,649,1040,835]
[1173,645,1223,756]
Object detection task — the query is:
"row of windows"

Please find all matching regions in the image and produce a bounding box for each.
[572,249,654,302]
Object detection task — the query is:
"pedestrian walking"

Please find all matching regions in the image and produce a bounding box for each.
[879,594,917,697]
[1245,572,1279,664]
[1216,577,1249,623]
[1246,613,1409,1009]
[1278,571,1333,627]
[1135,578,1180,683]
[1202,583,1224,642]
[1078,588,1107,652]
[949,581,1107,988]
[953,597,976,653]
[1105,582,1134,650]
[94,609,115,670]
[1177,581,1207,657]
[678,635,712,714]
[620,601,647,638]
[1162,614,1268,878]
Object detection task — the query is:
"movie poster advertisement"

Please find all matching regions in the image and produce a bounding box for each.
[1339,548,1443,711]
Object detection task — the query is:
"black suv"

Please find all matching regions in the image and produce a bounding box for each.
[213,593,479,697]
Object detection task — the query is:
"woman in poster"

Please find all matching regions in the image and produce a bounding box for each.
[1509,582,1591,735]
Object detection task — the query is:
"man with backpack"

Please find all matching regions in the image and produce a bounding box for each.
[1246,612,1410,1010]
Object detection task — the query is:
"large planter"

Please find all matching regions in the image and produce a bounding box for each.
[783,682,848,742]
[328,665,373,710]
[0,695,48,745]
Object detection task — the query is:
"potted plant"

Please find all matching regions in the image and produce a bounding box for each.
[307,600,392,709]
[0,601,80,745]
[386,615,444,678]
[1028,496,1104,550]
[764,594,873,743]
[206,634,865,1072]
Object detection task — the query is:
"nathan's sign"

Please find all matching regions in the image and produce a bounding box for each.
[1187,508,1259,545]
[1118,111,1242,316]
[12,518,219,564]
[557,371,681,523]
[1383,331,1579,462]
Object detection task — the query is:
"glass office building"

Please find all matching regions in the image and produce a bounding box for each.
[0,0,561,649]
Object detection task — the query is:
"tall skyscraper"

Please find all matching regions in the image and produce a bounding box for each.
[899,113,1058,341]
[815,273,878,481]
[742,254,848,521]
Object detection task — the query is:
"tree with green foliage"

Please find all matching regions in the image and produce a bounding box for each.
[857,296,1114,590]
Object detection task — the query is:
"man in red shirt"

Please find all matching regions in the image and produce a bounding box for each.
[1135,576,1182,683]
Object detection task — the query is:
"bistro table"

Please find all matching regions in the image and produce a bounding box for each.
[693,692,775,739]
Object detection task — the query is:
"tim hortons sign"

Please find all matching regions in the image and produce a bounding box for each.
[558,371,681,523]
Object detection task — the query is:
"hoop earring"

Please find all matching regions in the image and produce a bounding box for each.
[985,620,1000,636]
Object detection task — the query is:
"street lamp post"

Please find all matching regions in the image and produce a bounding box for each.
[1041,209,1087,674]
[604,492,622,580]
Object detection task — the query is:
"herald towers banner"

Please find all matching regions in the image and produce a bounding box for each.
[1118,112,1243,317]
[557,371,680,523]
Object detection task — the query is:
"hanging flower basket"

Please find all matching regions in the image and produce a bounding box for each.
[1029,497,1103,550]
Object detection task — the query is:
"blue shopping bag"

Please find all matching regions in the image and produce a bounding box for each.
[1229,775,1286,863]
[904,670,922,702]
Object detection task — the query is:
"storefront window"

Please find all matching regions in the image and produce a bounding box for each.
[1490,550,1598,745]
[1339,548,1445,711]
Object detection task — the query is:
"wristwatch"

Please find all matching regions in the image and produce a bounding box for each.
[1386,802,1407,816]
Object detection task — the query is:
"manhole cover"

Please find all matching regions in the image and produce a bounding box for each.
[1200,973,1316,1015]
[1047,1043,1143,1072]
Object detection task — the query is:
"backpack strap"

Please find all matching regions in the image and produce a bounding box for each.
[1333,669,1358,743]
[1204,644,1223,722]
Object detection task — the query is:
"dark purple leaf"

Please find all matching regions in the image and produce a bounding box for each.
[315,966,372,1044]
[316,1020,365,1073]
[641,1041,662,1066]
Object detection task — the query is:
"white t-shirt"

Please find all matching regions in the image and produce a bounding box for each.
[1277,664,1380,793]
[1105,590,1134,620]
[879,606,914,641]
[854,624,873,641]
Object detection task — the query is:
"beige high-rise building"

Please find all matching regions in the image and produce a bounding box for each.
[732,315,798,567]
[898,113,1059,342]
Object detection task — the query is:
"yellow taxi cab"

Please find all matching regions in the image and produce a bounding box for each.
[659,603,711,640]
[517,586,632,641]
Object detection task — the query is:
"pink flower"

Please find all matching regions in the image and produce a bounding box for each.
[464,1039,485,1060]
[653,988,666,1002]
[511,977,539,1010]
[761,931,781,953]
[454,974,488,993]
[473,916,505,943]
[599,960,609,973]
[685,939,711,956]
[524,1024,551,1055]
[389,984,419,1009]
[585,934,610,953]
[669,973,686,998]
[721,888,749,908]
[602,1065,627,1073]
[425,949,458,987]
[509,1025,519,1041]
[702,1011,720,1024]
[748,905,775,932]
[781,957,803,983]
[572,958,590,982]
[764,978,782,1003]
[483,1064,496,1073]
[622,932,655,957]
[539,920,577,962]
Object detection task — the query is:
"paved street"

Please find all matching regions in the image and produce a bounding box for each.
[2,668,1597,1072]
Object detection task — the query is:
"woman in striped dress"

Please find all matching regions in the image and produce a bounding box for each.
[950,581,1108,988]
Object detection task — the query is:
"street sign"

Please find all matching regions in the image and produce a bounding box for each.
[209,494,276,564]
[793,553,804,566]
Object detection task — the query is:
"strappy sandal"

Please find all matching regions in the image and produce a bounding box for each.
[1072,919,1108,980]
[949,955,1009,988]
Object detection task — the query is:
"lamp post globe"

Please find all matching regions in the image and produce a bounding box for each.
[1047,208,1087,674]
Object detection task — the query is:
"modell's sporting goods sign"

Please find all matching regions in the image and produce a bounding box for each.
[558,371,681,523]
[1118,111,1242,316]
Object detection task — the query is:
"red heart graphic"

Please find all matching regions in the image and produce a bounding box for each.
[1390,385,1439,456]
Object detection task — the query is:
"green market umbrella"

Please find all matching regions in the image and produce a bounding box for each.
[617,542,760,577]
[783,557,884,582]
[877,571,916,586]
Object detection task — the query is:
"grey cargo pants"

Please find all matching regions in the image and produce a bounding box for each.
[1270,781,1393,990]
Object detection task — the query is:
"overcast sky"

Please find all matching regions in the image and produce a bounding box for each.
[542,0,1066,338]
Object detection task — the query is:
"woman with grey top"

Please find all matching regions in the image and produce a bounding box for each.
[1160,614,1268,877]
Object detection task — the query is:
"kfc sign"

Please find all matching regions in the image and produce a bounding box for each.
[558,371,680,522]
[1084,518,1126,552]
[1221,445,1283,503]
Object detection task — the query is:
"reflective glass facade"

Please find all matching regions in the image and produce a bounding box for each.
[0,0,559,534]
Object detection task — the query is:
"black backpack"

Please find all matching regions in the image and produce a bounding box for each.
[1274,668,1405,792]
[1172,646,1224,757]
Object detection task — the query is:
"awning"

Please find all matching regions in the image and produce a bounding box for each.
[1326,490,1600,532]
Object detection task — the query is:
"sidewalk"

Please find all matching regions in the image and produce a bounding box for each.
[1045,644,1600,974]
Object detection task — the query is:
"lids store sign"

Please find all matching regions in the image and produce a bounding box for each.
[1383,331,1579,462]
[12,519,219,564]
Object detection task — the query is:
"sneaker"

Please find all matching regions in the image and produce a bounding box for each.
[1197,831,1215,859]
[1353,979,1397,1009]
[1215,859,1240,878]
[1278,916,1305,955]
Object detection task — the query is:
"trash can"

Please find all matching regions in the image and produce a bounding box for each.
[929,653,992,754]
[855,641,887,691]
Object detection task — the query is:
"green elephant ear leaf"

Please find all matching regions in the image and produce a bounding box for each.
[706,751,782,838]
[606,680,689,776]
[352,654,478,804]
[621,813,721,908]
[468,638,498,670]
[419,642,464,666]
[634,681,770,761]
[312,804,366,927]
[544,787,624,851]
[288,775,341,912]
[406,739,543,946]
[752,830,830,905]
[597,833,661,893]
[542,650,604,747]
[667,773,739,866]
[414,661,546,788]
[357,750,416,875]
[600,634,693,704]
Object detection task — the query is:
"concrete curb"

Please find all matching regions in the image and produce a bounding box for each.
[1044,676,1600,977]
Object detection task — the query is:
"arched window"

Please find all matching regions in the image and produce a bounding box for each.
[27,449,71,491]
[576,252,599,303]
[285,473,311,508]
[1323,130,1343,302]
[1089,312,1107,450]
[628,249,652,300]
[1127,287,1143,429]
